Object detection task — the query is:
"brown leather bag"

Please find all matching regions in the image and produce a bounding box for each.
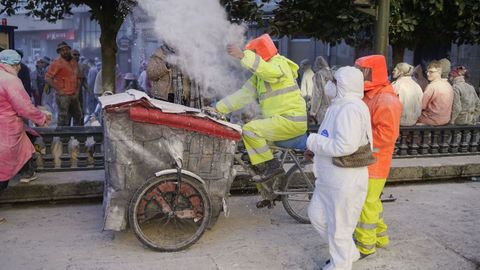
[332,142,377,168]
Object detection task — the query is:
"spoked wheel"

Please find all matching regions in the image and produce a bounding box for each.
[281,161,315,224]
[129,173,211,252]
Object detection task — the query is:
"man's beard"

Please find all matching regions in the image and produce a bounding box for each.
[62,54,73,61]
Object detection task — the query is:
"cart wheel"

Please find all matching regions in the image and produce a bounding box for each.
[281,161,315,224]
[129,173,211,252]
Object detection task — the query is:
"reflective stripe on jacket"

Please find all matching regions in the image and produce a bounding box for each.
[217,50,307,123]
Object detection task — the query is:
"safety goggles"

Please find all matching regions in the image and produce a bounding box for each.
[355,65,372,81]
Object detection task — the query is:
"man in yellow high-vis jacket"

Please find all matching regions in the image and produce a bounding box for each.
[216,34,307,183]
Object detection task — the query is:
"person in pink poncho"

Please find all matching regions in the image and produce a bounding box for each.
[0,49,49,224]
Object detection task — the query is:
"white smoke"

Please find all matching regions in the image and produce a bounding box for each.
[137,0,249,98]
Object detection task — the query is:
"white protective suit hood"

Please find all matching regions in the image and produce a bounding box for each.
[333,66,364,101]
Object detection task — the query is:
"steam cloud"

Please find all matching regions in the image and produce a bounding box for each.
[137,0,249,99]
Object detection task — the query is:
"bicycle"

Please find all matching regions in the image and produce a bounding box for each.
[127,133,315,252]
[234,134,316,224]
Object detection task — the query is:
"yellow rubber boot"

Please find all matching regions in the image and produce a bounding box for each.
[355,178,387,255]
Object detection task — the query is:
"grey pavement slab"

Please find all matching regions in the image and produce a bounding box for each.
[391,155,480,167]
[0,182,479,270]
[0,170,104,203]
[1,155,480,203]
[389,155,480,182]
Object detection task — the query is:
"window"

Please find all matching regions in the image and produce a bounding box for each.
[82,15,101,48]
[31,39,40,49]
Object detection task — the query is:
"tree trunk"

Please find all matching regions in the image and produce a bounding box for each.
[96,4,124,94]
[392,44,405,65]
[99,26,117,93]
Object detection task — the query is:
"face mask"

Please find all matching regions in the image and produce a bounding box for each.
[325,80,337,98]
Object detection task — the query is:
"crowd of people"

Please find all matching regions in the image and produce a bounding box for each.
[15,41,197,128]
[18,42,118,127]
[18,40,479,130]
[300,56,480,127]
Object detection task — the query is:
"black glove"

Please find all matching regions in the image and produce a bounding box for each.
[202,106,226,121]
[304,149,314,161]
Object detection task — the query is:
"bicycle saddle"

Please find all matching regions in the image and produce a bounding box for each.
[273,133,307,151]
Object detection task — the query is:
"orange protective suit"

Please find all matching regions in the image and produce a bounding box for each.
[354,55,402,256]
[355,55,402,179]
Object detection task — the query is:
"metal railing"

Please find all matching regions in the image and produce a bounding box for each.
[393,125,480,158]
[32,126,104,172]
[31,124,479,172]
[308,124,480,158]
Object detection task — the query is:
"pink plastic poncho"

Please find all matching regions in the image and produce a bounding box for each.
[0,63,46,181]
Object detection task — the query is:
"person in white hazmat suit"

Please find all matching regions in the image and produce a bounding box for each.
[307,66,372,270]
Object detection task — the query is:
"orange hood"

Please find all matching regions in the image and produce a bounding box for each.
[355,55,389,92]
[245,34,278,61]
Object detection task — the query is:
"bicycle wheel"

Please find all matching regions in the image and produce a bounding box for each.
[281,161,315,224]
[129,173,211,252]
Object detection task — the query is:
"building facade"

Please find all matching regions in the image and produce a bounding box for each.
[7,6,101,64]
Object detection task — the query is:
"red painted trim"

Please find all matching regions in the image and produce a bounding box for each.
[128,106,241,141]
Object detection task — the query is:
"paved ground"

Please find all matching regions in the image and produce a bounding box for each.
[1,155,480,204]
[0,182,479,270]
